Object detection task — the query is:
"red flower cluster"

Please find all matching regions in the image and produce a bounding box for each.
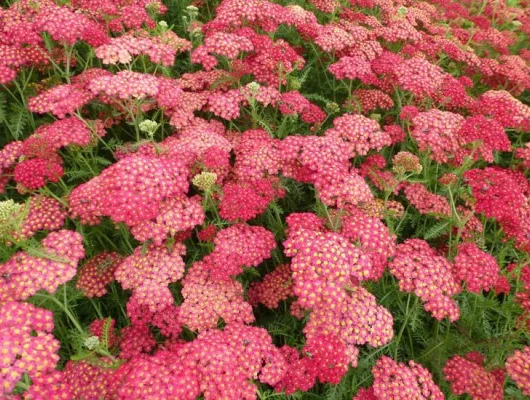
[506,347,530,396]
[411,109,465,163]
[284,214,393,365]
[17,195,67,240]
[389,239,461,321]
[69,154,189,226]
[325,114,391,157]
[0,230,85,304]
[465,167,530,252]
[444,353,504,400]
[115,242,186,312]
[0,301,62,394]
[354,356,444,400]
[248,264,294,309]
[95,30,190,66]
[76,252,122,298]
[179,259,255,331]
[453,243,503,293]
[403,183,451,218]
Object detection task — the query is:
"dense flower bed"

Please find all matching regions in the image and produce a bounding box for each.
[0,0,529,398]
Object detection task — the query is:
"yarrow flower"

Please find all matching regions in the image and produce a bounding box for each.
[474,90,530,130]
[69,154,189,226]
[443,353,504,400]
[389,239,461,321]
[325,114,391,157]
[278,91,326,124]
[506,347,530,396]
[410,109,465,163]
[76,252,122,298]
[339,207,396,281]
[393,57,445,98]
[138,119,158,135]
[303,285,394,362]
[0,230,85,304]
[14,155,64,191]
[351,89,394,114]
[63,359,118,400]
[208,223,277,277]
[361,356,444,400]
[119,323,286,399]
[284,226,372,308]
[95,31,190,66]
[464,167,530,252]
[28,85,95,119]
[454,116,511,165]
[115,242,186,312]
[192,171,218,191]
[130,194,205,245]
[0,199,22,240]
[17,195,67,240]
[0,301,61,393]
[87,70,160,100]
[403,183,451,218]
[274,345,317,395]
[328,56,376,84]
[248,264,294,309]
[179,260,255,331]
[219,178,280,222]
[303,334,349,384]
[453,243,502,293]
[391,152,422,175]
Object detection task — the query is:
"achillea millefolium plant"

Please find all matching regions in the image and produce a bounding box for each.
[0,0,529,398]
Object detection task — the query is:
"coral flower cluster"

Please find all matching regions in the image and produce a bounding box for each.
[0,0,529,397]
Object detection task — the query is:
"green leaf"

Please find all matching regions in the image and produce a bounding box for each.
[423,221,450,240]
[7,103,29,140]
[0,92,6,122]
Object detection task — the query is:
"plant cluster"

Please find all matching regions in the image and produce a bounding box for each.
[0,0,529,398]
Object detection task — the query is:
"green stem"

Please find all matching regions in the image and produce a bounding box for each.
[33,292,84,335]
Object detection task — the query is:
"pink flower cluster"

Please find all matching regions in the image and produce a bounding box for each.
[111,323,286,399]
[278,91,326,124]
[17,195,66,240]
[76,252,122,298]
[339,207,396,280]
[453,243,502,293]
[192,32,253,70]
[325,114,391,157]
[403,183,451,218]
[443,353,504,400]
[87,70,160,100]
[95,30,190,66]
[394,57,446,98]
[115,242,186,312]
[179,259,255,331]
[69,154,189,226]
[130,194,204,245]
[474,90,530,130]
[179,224,275,331]
[465,167,530,252]
[284,214,393,366]
[0,301,61,394]
[208,223,277,277]
[410,109,465,164]
[248,264,294,309]
[284,227,372,308]
[29,85,95,119]
[506,347,530,396]
[389,239,461,321]
[0,230,85,304]
[219,178,282,222]
[354,356,444,400]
